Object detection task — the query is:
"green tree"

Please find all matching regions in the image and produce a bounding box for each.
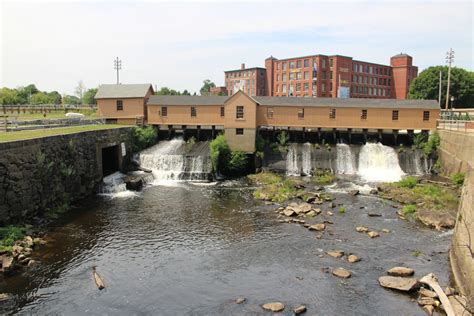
[182,89,191,96]
[83,88,98,105]
[408,66,474,108]
[210,135,230,174]
[30,92,53,105]
[155,87,181,95]
[47,91,62,104]
[200,79,216,96]
[62,95,80,105]
[0,87,21,105]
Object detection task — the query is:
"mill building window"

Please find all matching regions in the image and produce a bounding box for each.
[304,59,309,67]
[329,108,336,119]
[161,106,167,117]
[392,110,399,121]
[236,106,244,119]
[267,107,274,118]
[298,108,304,119]
[220,107,225,117]
[116,100,123,111]
[361,109,367,120]
[297,60,302,68]
[423,111,430,121]
[236,128,244,135]
[191,107,197,117]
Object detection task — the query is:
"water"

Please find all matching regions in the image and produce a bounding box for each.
[336,143,357,175]
[286,143,300,176]
[301,143,312,176]
[138,139,212,183]
[2,181,451,315]
[358,143,405,182]
[98,171,138,199]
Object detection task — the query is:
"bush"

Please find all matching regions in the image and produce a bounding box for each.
[0,226,25,251]
[423,132,440,156]
[313,169,335,185]
[398,176,418,189]
[132,126,157,152]
[401,204,417,218]
[210,135,230,173]
[227,151,248,176]
[451,172,465,187]
[413,133,428,149]
[255,134,266,152]
[277,131,289,146]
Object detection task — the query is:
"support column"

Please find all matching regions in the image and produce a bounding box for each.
[348,128,352,144]
[168,125,172,140]
[363,129,368,144]
[197,125,201,141]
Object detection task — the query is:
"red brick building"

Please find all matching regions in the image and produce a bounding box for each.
[225,53,417,100]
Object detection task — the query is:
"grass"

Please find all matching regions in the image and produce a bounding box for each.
[0,124,130,143]
[398,176,418,189]
[248,171,303,202]
[412,250,423,257]
[2,110,98,121]
[401,204,417,218]
[312,169,335,185]
[450,173,465,187]
[0,226,25,253]
[338,206,346,214]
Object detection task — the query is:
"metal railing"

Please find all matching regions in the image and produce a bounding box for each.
[437,120,474,133]
[1,104,97,115]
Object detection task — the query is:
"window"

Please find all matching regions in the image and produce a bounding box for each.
[296,83,301,91]
[289,72,295,80]
[329,72,333,80]
[282,85,287,93]
[191,107,197,117]
[116,100,123,111]
[220,107,225,117]
[289,61,295,69]
[392,110,399,121]
[236,128,244,135]
[267,107,274,118]
[297,60,302,68]
[161,106,167,117]
[296,72,302,80]
[304,83,309,91]
[277,63,280,70]
[361,109,367,120]
[321,84,326,92]
[236,106,244,119]
[277,74,280,81]
[304,71,309,80]
[298,108,304,119]
[329,108,336,119]
[282,73,287,82]
[322,59,326,68]
[283,62,287,70]
[329,59,333,67]
[423,111,430,121]
[304,59,309,67]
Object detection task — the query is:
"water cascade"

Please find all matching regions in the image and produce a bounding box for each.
[358,143,405,182]
[99,172,138,198]
[138,139,212,182]
[301,143,312,176]
[286,143,300,176]
[336,143,357,174]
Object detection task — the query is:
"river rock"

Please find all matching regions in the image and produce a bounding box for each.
[417,210,455,230]
[17,254,25,261]
[347,255,361,263]
[309,223,326,231]
[326,250,344,258]
[381,228,391,233]
[1,255,14,272]
[24,236,34,248]
[0,293,10,302]
[417,297,437,306]
[349,190,359,196]
[262,302,285,312]
[368,213,382,217]
[235,297,246,304]
[418,287,438,298]
[306,210,316,217]
[283,209,297,217]
[368,231,379,238]
[387,267,414,277]
[27,259,37,267]
[378,276,419,292]
[356,226,369,233]
[293,304,307,314]
[332,268,351,279]
[327,211,334,216]
[422,304,434,315]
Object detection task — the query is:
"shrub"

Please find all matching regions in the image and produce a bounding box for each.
[0,226,25,250]
[398,176,418,189]
[277,131,289,146]
[413,133,428,149]
[227,151,248,176]
[423,132,440,156]
[402,204,417,217]
[210,135,230,173]
[313,169,335,184]
[132,126,157,152]
[338,206,346,214]
[255,134,266,152]
[451,172,465,187]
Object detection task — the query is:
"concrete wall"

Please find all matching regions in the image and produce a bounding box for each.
[0,127,134,225]
[439,130,474,298]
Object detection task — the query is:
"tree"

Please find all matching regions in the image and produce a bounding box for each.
[200,79,216,96]
[0,88,21,105]
[83,88,98,105]
[182,89,191,96]
[63,95,80,105]
[75,80,86,104]
[409,66,474,108]
[30,92,52,105]
[155,87,181,95]
[47,91,62,104]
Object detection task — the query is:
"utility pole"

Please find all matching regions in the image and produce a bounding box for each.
[114,57,122,84]
[445,48,454,110]
[438,70,442,106]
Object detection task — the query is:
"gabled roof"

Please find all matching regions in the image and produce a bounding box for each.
[148,95,229,106]
[95,84,153,99]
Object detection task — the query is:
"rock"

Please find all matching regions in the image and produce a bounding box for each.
[444,287,455,296]
[419,287,438,298]
[235,297,246,304]
[422,304,434,315]
[306,210,316,217]
[262,302,285,312]
[24,236,34,248]
[12,245,23,255]
[349,190,359,196]
[387,267,415,277]
[278,219,286,223]
[1,255,14,272]
[27,259,37,267]
[356,226,369,233]
[329,202,336,208]
[347,255,361,263]
[368,231,380,238]
[20,257,31,265]
[378,276,419,292]
[293,304,307,314]
[417,209,455,230]
[0,293,10,302]
[332,268,351,279]
[381,229,391,233]
[417,297,437,306]
[303,223,310,228]
[309,223,326,231]
[369,189,378,195]
[326,250,344,258]
[321,267,331,273]
[368,213,382,217]
[283,209,297,217]
[327,211,334,216]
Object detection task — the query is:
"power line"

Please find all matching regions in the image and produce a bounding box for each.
[445,48,454,110]
[114,57,122,84]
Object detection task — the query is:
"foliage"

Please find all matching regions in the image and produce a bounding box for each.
[408,66,474,108]
[450,172,465,187]
[200,79,216,96]
[255,134,267,152]
[413,133,428,149]
[423,132,440,156]
[227,151,248,176]
[338,206,346,214]
[63,95,81,105]
[210,135,230,174]
[30,92,53,105]
[277,131,289,146]
[83,88,98,105]
[398,176,418,189]
[312,169,335,185]
[132,126,157,152]
[0,226,25,251]
[248,171,303,202]
[402,204,417,218]
[155,87,182,95]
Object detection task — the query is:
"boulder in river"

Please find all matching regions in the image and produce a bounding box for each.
[235,297,246,304]
[1,255,14,273]
[0,293,10,302]
[293,304,307,314]
[283,209,297,217]
[326,250,344,258]
[419,287,438,298]
[306,210,316,217]
[332,268,351,279]
[309,223,326,231]
[262,302,285,312]
[347,255,361,263]
[417,210,455,230]
[378,276,419,292]
[417,297,437,306]
[387,267,414,277]
[368,231,380,238]
[381,228,391,233]
[356,226,369,233]
[24,236,34,248]
[349,190,360,196]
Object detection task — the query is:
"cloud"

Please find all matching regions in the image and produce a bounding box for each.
[1,0,472,95]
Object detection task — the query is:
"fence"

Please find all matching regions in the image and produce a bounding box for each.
[1,104,97,115]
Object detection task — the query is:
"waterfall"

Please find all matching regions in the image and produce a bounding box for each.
[138,139,212,182]
[336,143,356,174]
[286,143,300,176]
[99,172,137,198]
[358,143,405,182]
[301,143,312,176]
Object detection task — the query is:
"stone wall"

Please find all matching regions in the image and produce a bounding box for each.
[439,130,474,299]
[0,127,134,225]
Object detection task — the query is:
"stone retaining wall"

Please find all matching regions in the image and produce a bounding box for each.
[439,130,474,299]
[0,127,134,225]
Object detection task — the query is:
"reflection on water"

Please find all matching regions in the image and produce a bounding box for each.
[1,180,451,315]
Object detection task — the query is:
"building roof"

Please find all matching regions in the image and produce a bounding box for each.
[148,93,439,109]
[148,95,229,106]
[95,84,153,99]
[224,67,266,73]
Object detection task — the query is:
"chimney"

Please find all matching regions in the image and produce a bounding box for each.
[241,63,245,70]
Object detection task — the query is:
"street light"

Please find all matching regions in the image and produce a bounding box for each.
[450,96,455,110]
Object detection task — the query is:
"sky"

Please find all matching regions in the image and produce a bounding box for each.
[1,0,473,95]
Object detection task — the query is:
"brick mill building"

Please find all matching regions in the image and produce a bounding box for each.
[224,53,417,100]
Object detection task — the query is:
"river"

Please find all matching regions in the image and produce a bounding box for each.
[1,178,452,315]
